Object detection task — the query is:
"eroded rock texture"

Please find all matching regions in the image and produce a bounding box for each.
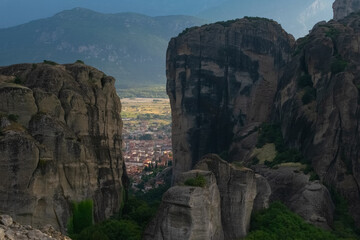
[333,0,360,20]
[0,63,125,232]
[0,214,70,240]
[255,166,334,229]
[144,170,224,240]
[274,13,360,226]
[145,154,271,240]
[195,154,270,239]
[167,17,295,180]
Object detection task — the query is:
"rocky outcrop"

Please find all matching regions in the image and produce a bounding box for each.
[167,17,295,180]
[145,155,271,240]
[0,214,70,240]
[274,12,360,226]
[165,9,360,237]
[255,166,334,229]
[0,63,126,232]
[144,170,223,240]
[333,0,360,20]
[195,154,270,239]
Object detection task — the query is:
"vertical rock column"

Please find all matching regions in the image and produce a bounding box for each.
[167,18,295,180]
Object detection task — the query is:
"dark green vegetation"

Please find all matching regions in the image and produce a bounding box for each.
[13,76,22,84]
[215,19,238,27]
[137,166,169,189]
[7,114,19,122]
[297,74,316,105]
[245,202,341,240]
[325,26,340,40]
[178,26,199,37]
[70,196,160,240]
[256,123,285,152]
[68,200,94,235]
[331,56,348,75]
[184,175,206,187]
[70,168,171,240]
[75,220,141,240]
[297,74,312,88]
[302,86,317,105]
[330,188,360,239]
[256,123,318,180]
[0,8,205,88]
[117,86,168,98]
[43,60,58,65]
[245,194,360,240]
[293,35,310,56]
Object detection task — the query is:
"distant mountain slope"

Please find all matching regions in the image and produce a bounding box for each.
[0,8,206,88]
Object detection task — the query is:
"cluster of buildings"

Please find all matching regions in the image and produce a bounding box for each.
[122,120,172,189]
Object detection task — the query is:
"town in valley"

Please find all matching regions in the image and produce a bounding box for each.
[121,98,172,192]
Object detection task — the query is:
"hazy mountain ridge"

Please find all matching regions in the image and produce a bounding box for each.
[0,8,206,88]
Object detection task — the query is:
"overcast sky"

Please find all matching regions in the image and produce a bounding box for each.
[0,0,334,38]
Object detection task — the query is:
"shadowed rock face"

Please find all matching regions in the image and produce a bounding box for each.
[333,0,360,20]
[0,63,126,232]
[166,11,360,235]
[274,13,360,226]
[167,18,295,180]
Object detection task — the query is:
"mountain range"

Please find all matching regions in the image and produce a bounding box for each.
[0,8,205,88]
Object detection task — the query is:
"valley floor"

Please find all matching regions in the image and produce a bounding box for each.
[121,98,172,192]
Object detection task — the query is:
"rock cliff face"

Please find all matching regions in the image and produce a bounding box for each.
[0,63,126,232]
[145,154,270,240]
[274,12,360,226]
[333,0,360,20]
[165,9,360,238]
[255,166,334,229]
[144,170,223,240]
[195,155,270,239]
[167,17,295,180]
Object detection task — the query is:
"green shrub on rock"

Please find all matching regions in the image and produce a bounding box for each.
[184,175,206,187]
[331,57,348,74]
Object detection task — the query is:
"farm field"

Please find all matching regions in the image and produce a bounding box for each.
[120,98,173,187]
[121,98,171,125]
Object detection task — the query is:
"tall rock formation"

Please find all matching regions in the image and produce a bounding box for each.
[0,62,126,232]
[274,12,360,226]
[254,166,335,229]
[167,17,295,180]
[195,155,271,239]
[165,8,360,237]
[333,0,360,20]
[145,154,271,240]
[144,170,224,240]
